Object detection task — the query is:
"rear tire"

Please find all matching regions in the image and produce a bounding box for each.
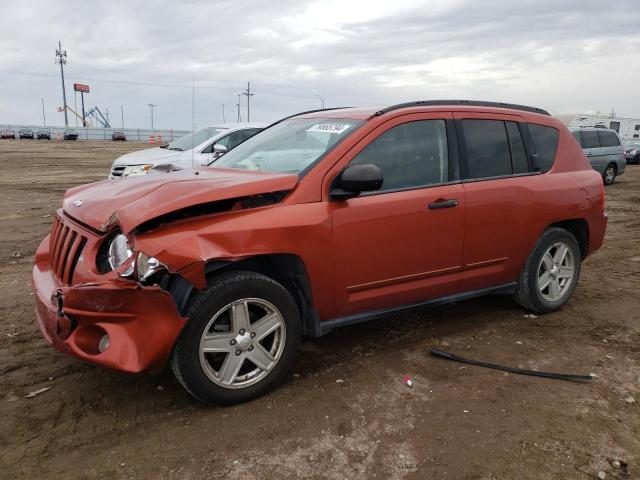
[603,164,616,185]
[170,271,301,405]
[513,228,581,313]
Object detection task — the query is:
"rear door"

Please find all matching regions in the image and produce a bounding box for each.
[454,113,549,292]
[597,130,623,171]
[328,113,465,317]
[579,130,604,173]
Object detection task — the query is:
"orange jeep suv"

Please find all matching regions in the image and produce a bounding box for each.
[33,100,607,405]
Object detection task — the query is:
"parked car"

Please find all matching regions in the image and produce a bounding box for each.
[108,123,265,178]
[63,128,79,141]
[18,128,34,139]
[1,129,15,139]
[624,143,640,164]
[569,127,625,185]
[37,129,51,140]
[33,100,607,405]
[112,131,126,141]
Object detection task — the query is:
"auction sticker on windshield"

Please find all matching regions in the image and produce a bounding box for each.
[306,123,351,134]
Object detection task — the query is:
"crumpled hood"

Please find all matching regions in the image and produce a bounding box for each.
[63,168,299,233]
[113,147,181,166]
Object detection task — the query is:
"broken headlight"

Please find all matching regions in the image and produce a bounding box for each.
[136,252,164,281]
[107,233,133,271]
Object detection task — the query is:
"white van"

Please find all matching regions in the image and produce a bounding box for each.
[109,123,265,179]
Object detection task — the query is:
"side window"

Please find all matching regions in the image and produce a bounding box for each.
[635,125,640,131]
[580,130,600,149]
[528,124,560,173]
[609,121,620,133]
[462,119,512,178]
[227,129,262,150]
[350,120,448,191]
[598,131,620,147]
[505,122,528,174]
[572,131,581,144]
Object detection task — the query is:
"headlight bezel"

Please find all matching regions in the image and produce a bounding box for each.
[121,164,153,178]
[97,230,166,283]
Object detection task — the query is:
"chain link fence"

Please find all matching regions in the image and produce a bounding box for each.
[0,124,190,142]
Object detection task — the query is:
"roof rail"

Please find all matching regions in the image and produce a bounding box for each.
[266,107,352,128]
[371,100,550,118]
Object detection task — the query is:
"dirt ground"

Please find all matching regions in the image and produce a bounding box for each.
[0,140,638,480]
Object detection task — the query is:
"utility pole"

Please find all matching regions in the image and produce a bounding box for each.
[222,104,226,123]
[120,105,124,128]
[41,98,46,126]
[315,94,325,109]
[148,103,156,129]
[74,91,78,126]
[55,41,69,126]
[236,94,241,122]
[242,82,254,122]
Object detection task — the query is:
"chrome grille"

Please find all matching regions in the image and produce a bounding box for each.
[49,216,87,285]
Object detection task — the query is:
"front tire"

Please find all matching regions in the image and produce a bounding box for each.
[603,164,616,185]
[513,228,581,313]
[171,271,301,405]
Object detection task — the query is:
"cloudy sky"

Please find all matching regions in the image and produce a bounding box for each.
[1,0,639,129]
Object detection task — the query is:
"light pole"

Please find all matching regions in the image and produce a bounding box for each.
[120,105,124,128]
[315,94,325,109]
[148,103,156,130]
[55,41,69,126]
[41,98,46,126]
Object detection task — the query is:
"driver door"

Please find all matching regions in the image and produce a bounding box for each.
[328,113,465,318]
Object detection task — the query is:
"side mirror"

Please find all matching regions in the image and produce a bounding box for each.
[213,143,228,155]
[330,164,383,200]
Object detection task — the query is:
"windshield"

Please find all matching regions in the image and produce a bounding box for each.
[167,127,226,151]
[214,118,363,174]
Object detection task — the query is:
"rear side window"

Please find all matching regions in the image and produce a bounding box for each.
[597,131,620,147]
[461,119,512,178]
[580,130,600,149]
[528,124,560,173]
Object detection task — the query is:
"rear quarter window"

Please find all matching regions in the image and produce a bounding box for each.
[528,124,560,173]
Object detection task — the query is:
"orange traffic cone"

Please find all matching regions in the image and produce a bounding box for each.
[149,135,155,144]
[157,135,163,144]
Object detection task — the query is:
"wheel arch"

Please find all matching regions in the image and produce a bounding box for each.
[547,219,589,259]
[204,254,318,336]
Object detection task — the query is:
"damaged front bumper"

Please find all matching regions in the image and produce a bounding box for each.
[33,235,186,373]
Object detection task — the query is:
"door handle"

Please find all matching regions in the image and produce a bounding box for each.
[586,152,592,156]
[428,199,459,209]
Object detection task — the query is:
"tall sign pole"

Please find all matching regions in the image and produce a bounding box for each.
[55,41,69,126]
[242,82,254,122]
[73,83,90,126]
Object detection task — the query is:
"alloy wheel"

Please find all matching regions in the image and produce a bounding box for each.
[537,242,575,302]
[198,298,286,389]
